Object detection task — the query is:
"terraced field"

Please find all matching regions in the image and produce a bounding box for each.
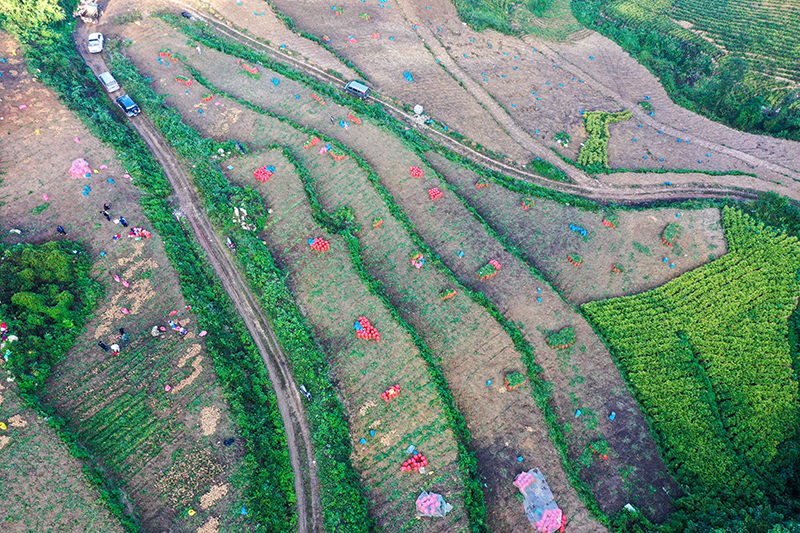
[6,0,800,531]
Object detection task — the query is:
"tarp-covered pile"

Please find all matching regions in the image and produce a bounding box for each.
[129,227,151,240]
[69,158,92,179]
[513,469,566,532]
[415,491,452,518]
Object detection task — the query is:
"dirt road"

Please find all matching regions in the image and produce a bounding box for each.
[161,7,760,204]
[75,23,322,533]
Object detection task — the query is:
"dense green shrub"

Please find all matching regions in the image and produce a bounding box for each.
[0,241,101,389]
[576,110,632,171]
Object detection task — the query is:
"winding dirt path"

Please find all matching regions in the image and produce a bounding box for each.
[74,22,322,533]
[157,6,759,204]
[71,2,799,530]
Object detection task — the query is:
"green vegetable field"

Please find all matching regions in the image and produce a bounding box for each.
[572,0,800,139]
[583,208,800,515]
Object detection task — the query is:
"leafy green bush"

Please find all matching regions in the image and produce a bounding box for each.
[545,327,576,349]
[0,241,101,389]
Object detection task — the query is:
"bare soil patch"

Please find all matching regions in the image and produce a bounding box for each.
[265,0,531,162]
[418,153,684,521]
[117,20,603,530]
[227,149,469,531]
[0,383,124,533]
[425,152,728,305]
[269,0,800,191]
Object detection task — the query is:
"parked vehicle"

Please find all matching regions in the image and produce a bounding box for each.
[98,72,120,93]
[87,32,104,53]
[115,94,140,117]
[344,80,370,99]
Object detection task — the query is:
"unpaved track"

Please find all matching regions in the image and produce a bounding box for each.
[71,4,776,530]
[170,7,759,204]
[75,24,322,533]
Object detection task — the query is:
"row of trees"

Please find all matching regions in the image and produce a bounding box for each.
[571,0,800,141]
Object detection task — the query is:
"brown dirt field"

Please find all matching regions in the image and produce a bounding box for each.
[225,149,469,530]
[265,0,800,193]
[423,152,728,305]
[0,384,125,533]
[299,139,606,532]
[118,19,606,530]
[111,23,473,524]
[14,0,796,527]
[0,32,248,533]
[200,0,359,79]
[265,0,533,162]
[399,154,683,521]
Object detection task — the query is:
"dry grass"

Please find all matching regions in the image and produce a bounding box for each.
[199,483,228,509]
[200,406,221,436]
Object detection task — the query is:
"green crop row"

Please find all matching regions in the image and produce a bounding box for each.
[583,208,800,509]
[576,110,632,171]
[107,50,372,533]
[280,147,490,532]
[159,26,613,525]
[9,8,297,532]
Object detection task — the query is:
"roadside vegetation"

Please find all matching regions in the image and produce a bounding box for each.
[1,2,296,530]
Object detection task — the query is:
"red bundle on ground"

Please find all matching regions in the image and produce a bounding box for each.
[347,113,362,125]
[489,259,501,270]
[428,187,443,200]
[355,316,380,341]
[382,384,401,401]
[253,166,274,182]
[400,452,428,472]
[410,166,424,178]
[128,227,151,240]
[308,238,330,251]
[475,177,489,188]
